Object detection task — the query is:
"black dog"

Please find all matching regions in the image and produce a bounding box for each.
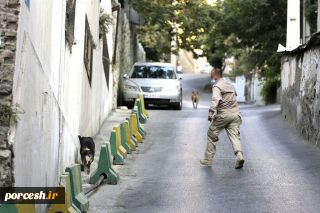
[78,135,95,174]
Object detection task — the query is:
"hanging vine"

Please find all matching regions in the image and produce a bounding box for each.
[99,9,113,39]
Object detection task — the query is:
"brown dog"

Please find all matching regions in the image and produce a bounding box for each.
[191,90,199,109]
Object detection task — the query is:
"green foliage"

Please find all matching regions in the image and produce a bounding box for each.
[203,0,286,103]
[175,1,215,57]
[260,58,281,104]
[261,76,280,104]
[204,0,286,67]
[99,9,113,39]
[133,0,287,103]
[232,49,255,76]
[0,103,24,125]
[137,23,173,61]
[304,0,318,34]
[133,0,214,61]
[132,0,175,60]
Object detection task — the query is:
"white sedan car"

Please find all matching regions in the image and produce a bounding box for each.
[200,63,213,74]
[122,62,183,110]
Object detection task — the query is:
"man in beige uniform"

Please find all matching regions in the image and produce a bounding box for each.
[200,68,244,169]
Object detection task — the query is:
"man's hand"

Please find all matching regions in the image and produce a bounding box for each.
[208,110,215,122]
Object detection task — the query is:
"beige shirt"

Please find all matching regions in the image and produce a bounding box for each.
[210,79,239,114]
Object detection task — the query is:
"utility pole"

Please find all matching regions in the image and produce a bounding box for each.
[286,0,300,50]
[170,0,178,67]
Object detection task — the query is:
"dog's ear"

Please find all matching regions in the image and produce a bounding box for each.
[78,135,82,142]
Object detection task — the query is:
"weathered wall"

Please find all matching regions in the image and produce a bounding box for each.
[253,77,263,105]
[112,7,146,108]
[0,0,20,187]
[235,76,246,102]
[178,49,196,73]
[9,0,114,197]
[281,47,320,146]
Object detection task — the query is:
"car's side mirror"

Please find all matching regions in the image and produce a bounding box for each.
[123,74,129,79]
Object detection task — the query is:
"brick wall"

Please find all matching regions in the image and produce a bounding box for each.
[0,0,20,187]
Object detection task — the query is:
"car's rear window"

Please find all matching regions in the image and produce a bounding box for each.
[131,65,176,79]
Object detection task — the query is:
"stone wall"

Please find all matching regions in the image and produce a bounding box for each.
[112,9,145,108]
[281,47,320,146]
[0,0,20,187]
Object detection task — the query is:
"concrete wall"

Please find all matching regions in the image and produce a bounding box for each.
[0,0,20,187]
[253,77,263,105]
[10,0,114,193]
[235,76,246,102]
[281,47,320,146]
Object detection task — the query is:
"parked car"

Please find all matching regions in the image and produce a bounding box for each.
[122,62,183,110]
[200,63,213,74]
[176,69,183,80]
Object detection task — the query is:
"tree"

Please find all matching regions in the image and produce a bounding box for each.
[203,0,287,103]
[133,0,214,61]
[134,0,287,103]
[205,0,286,67]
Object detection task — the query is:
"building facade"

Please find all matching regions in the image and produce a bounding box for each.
[12,0,115,188]
[285,0,320,50]
[0,0,145,192]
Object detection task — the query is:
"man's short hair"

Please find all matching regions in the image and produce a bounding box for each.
[212,68,223,77]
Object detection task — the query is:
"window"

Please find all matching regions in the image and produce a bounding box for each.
[25,0,30,9]
[131,65,177,79]
[83,16,95,86]
[65,0,76,52]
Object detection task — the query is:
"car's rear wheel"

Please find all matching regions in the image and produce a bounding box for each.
[173,102,182,110]
[124,101,134,109]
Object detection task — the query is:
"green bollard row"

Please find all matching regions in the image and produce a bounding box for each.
[48,172,80,213]
[134,98,147,124]
[0,204,36,213]
[90,143,119,185]
[58,95,150,212]
[65,164,89,212]
[133,107,146,138]
[123,120,137,151]
[126,117,139,146]
[120,122,132,154]
[109,130,125,165]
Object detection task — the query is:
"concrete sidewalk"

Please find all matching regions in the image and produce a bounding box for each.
[79,108,151,212]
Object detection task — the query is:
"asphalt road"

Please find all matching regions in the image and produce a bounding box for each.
[89,74,320,213]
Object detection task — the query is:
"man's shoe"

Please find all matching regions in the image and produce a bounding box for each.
[200,159,212,167]
[235,152,244,169]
